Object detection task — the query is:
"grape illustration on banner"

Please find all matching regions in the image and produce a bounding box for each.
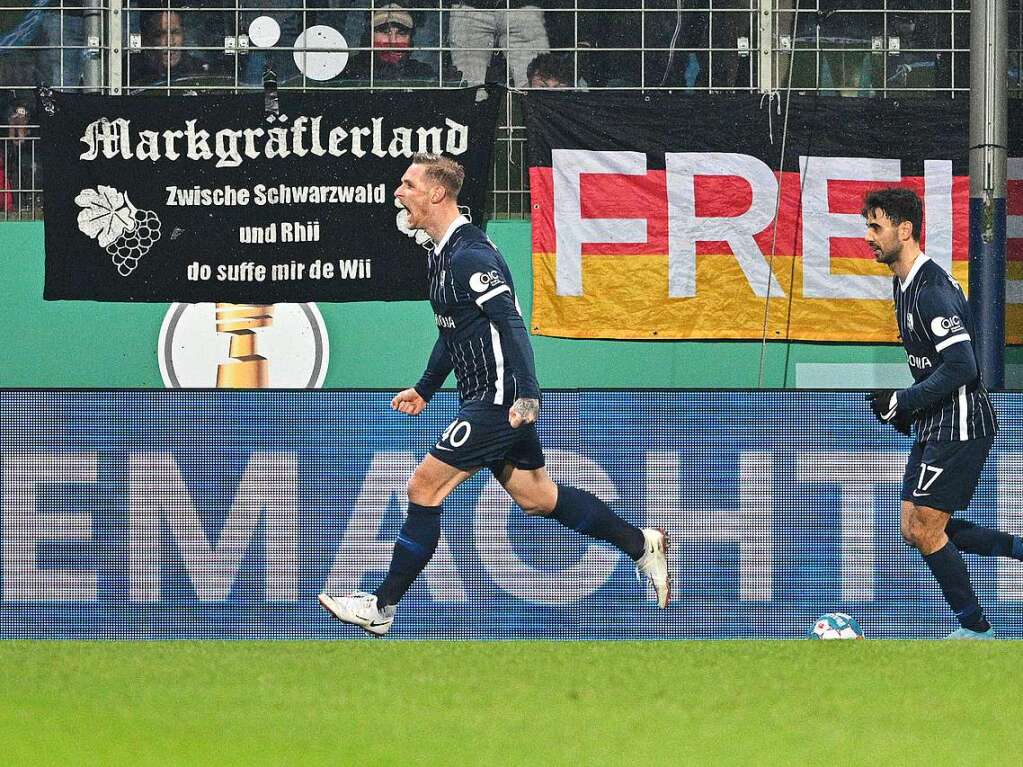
[75,185,162,277]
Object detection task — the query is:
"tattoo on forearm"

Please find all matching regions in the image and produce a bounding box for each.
[512,398,540,421]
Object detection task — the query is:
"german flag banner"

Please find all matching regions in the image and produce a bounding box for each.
[525,92,1023,342]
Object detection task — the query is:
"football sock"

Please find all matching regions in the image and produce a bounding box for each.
[374,502,442,609]
[946,518,1023,560]
[549,484,646,560]
[922,541,991,633]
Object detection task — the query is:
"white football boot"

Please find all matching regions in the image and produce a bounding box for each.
[318,591,396,637]
[636,528,671,608]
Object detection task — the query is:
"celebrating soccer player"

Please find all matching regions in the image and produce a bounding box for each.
[863,187,1023,639]
[318,153,670,636]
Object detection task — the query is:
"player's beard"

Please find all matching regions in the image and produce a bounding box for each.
[872,241,901,265]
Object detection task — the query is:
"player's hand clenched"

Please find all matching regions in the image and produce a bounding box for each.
[866,389,898,423]
[392,388,427,416]
[508,397,539,428]
[866,389,914,436]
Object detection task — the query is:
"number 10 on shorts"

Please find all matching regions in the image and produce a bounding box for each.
[440,419,472,448]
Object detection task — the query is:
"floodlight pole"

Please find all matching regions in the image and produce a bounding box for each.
[969,0,1008,389]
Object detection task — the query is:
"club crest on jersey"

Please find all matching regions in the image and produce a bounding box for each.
[469,270,504,293]
[930,315,964,338]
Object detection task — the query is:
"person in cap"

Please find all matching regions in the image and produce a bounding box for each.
[348,3,438,84]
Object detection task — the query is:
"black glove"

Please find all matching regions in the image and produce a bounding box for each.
[866,389,912,436]
[866,389,898,422]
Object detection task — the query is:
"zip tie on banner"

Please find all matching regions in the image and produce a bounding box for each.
[759,92,779,145]
[37,85,56,116]
[263,60,285,124]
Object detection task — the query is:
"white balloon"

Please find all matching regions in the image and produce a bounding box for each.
[292,26,349,82]
[248,16,281,48]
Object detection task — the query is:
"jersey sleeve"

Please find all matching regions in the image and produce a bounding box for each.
[450,245,541,401]
[414,333,452,401]
[916,280,971,353]
[449,245,512,309]
[897,281,978,412]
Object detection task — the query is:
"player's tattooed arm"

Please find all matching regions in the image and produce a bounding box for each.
[508,397,540,428]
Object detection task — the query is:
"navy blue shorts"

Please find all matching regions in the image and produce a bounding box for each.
[901,435,994,513]
[428,401,546,473]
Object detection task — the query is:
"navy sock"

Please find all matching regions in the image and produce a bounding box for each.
[922,541,990,633]
[549,484,645,560]
[374,502,441,609]
[946,518,1022,560]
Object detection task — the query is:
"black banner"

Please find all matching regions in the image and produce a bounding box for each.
[40,87,501,302]
[525,91,977,175]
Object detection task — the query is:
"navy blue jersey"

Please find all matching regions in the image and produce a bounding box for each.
[414,217,539,406]
[894,255,997,442]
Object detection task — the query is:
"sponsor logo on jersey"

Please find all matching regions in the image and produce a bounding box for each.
[469,270,505,293]
[436,314,456,329]
[930,315,964,338]
[908,353,933,370]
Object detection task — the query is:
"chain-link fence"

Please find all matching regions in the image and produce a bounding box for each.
[3,2,1021,219]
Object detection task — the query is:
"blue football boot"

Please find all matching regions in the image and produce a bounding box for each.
[945,626,997,640]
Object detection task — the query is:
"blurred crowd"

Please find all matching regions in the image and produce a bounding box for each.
[1,1,1016,213]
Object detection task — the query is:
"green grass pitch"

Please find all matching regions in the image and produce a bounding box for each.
[1,640,1018,765]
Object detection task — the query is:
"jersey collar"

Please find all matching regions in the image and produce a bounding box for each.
[433,214,470,255]
[899,252,929,292]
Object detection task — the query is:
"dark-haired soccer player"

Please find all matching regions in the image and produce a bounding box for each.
[863,187,1023,639]
[318,153,670,636]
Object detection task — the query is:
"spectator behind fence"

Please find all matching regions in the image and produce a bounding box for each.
[347,4,438,83]
[525,52,573,88]
[445,1,553,87]
[1,100,26,211]
[568,1,704,89]
[327,1,445,79]
[2,3,42,213]
[130,9,211,87]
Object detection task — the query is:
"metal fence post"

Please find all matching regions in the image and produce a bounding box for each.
[109,0,123,94]
[969,0,1008,389]
[758,0,775,93]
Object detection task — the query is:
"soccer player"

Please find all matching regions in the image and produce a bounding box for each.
[318,153,670,636]
[863,187,1023,639]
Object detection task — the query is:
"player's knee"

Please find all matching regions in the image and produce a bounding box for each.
[900,502,919,547]
[901,511,923,548]
[516,491,555,516]
[514,487,557,516]
[900,518,917,547]
[406,472,436,506]
[901,511,943,552]
[914,525,946,554]
[520,499,553,516]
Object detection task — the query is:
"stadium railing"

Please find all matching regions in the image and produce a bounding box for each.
[2,2,1021,221]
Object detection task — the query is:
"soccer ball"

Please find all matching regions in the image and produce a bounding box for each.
[807,612,865,640]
